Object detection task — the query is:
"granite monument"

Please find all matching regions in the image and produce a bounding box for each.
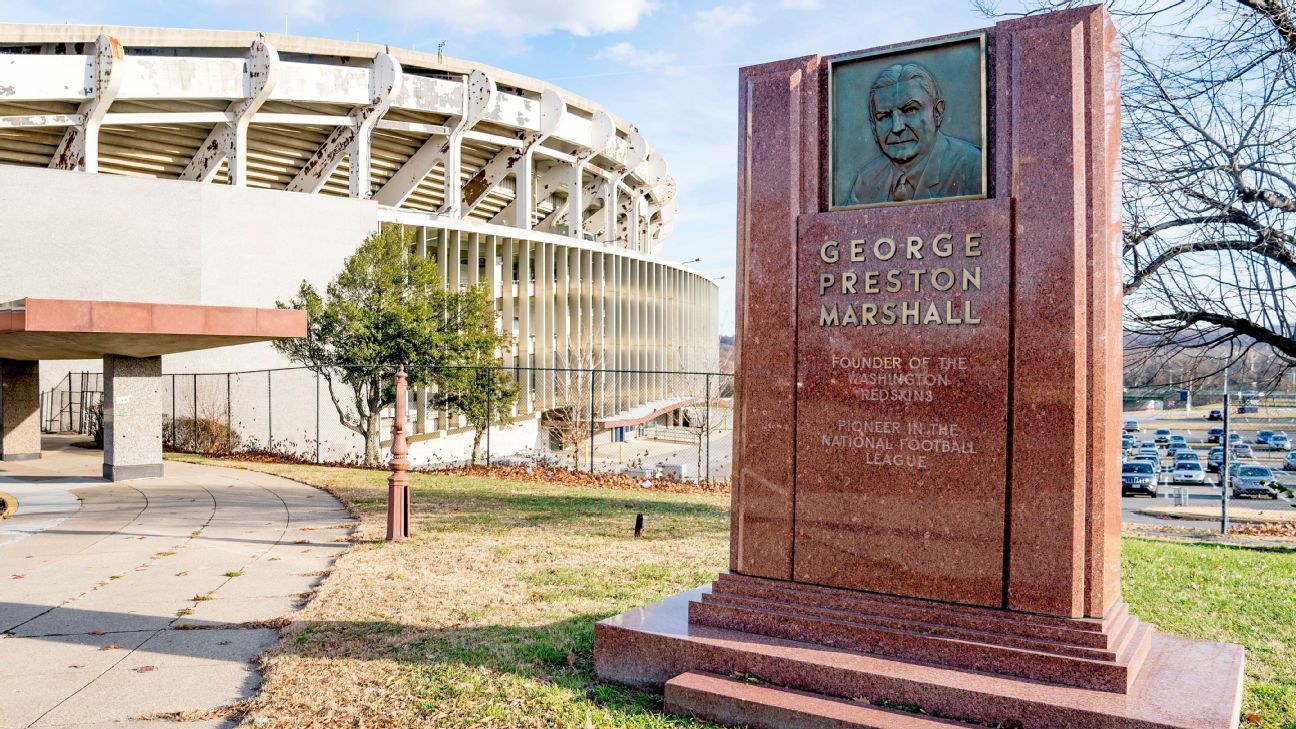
[596,6,1246,728]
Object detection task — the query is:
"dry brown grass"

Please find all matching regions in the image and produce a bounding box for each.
[169,457,728,728]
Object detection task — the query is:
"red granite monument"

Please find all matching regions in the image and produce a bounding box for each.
[595,6,1246,728]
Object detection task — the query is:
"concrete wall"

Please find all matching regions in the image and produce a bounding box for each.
[1,165,720,464]
[0,165,379,387]
[406,418,542,468]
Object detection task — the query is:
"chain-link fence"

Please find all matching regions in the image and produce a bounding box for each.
[47,365,734,482]
[1123,387,1296,416]
[40,371,103,434]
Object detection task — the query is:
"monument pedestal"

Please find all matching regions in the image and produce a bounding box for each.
[595,5,1246,727]
[596,584,1244,729]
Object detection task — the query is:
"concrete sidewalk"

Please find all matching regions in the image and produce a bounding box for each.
[0,439,354,728]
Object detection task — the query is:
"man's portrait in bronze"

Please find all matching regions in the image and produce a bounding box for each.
[830,37,986,209]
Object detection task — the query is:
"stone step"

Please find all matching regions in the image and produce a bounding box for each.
[664,671,977,729]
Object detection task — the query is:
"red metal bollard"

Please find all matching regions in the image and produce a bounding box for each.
[386,365,411,541]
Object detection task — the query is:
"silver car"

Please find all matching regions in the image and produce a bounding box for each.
[1230,464,1280,499]
[1171,461,1206,484]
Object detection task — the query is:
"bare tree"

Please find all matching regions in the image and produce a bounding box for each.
[548,350,601,469]
[982,0,1296,385]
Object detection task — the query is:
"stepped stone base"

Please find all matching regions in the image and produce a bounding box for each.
[666,671,970,728]
[595,584,1245,729]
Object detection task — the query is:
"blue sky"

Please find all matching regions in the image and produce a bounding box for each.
[1,0,993,334]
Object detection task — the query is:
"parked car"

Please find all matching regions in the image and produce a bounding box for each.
[1239,403,1260,414]
[1269,433,1290,451]
[1284,451,1296,471]
[1121,433,1137,451]
[1154,428,1172,444]
[1207,448,1224,473]
[1206,427,1224,443]
[1136,446,1161,461]
[1172,461,1206,485]
[1174,450,1200,463]
[1255,430,1275,445]
[1207,409,1223,421]
[1231,443,1255,459]
[1228,432,1244,445]
[1230,464,1280,499]
[1124,420,1140,433]
[1122,461,1159,497]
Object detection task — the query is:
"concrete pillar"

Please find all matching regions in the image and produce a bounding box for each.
[0,359,41,461]
[414,227,428,435]
[518,240,532,412]
[102,354,163,481]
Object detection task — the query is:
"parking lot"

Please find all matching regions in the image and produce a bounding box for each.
[1120,406,1296,526]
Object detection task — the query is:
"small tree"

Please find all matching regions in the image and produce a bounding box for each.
[275,225,507,466]
[432,282,519,464]
[548,350,600,469]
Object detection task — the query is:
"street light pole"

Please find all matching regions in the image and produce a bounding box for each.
[1221,392,1230,535]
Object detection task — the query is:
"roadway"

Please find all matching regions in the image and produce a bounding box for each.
[1119,407,1295,528]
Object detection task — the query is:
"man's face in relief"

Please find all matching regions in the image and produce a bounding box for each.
[870,78,944,165]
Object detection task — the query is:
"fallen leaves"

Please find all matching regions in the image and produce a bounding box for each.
[99,643,120,651]
[1233,522,1296,538]
[133,665,157,673]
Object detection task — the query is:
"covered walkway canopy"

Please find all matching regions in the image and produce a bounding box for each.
[0,298,304,480]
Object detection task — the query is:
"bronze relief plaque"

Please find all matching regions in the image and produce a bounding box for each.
[829,35,986,210]
[792,198,1011,607]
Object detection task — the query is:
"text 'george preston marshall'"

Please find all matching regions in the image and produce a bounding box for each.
[816,232,983,327]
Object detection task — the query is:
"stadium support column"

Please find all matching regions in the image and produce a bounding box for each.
[0,359,40,462]
[485,233,501,409]
[534,241,551,411]
[414,228,428,434]
[556,243,570,368]
[518,240,532,413]
[102,355,163,481]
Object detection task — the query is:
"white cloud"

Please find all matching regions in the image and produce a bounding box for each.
[693,2,757,32]
[778,0,823,8]
[595,41,675,70]
[202,0,656,37]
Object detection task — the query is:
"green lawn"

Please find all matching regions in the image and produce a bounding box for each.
[171,457,1295,728]
[1123,539,1296,728]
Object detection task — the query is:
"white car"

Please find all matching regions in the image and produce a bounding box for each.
[1269,433,1290,451]
[1172,461,1206,484]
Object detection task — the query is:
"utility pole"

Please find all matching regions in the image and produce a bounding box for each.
[1221,392,1230,534]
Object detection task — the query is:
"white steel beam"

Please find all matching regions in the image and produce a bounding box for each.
[495,162,566,228]
[181,39,279,185]
[286,52,402,197]
[0,114,82,129]
[461,89,564,219]
[435,70,498,217]
[49,35,123,173]
[582,129,645,244]
[375,69,494,209]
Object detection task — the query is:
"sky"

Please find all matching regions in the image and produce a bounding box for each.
[0,0,994,335]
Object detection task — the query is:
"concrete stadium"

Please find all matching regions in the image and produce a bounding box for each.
[0,25,720,466]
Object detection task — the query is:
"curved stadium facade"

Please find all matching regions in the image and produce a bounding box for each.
[0,26,719,463]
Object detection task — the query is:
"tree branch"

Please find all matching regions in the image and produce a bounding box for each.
[1125,237,1296,295]
[1236,0,1296,54]
[1137,309,1296,358]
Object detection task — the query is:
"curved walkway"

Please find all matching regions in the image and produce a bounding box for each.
[0,438,354,729]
